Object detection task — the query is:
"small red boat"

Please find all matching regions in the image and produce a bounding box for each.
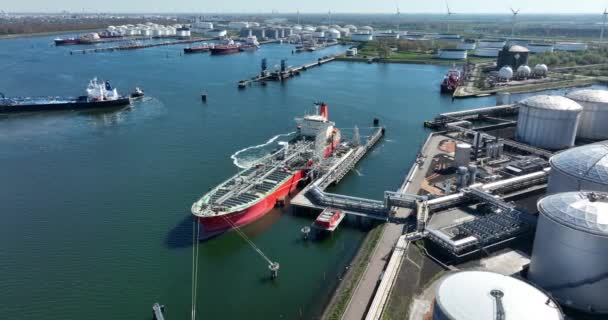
[313,208,345,231]
[440,68,461,94]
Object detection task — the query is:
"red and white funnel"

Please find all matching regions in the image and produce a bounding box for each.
[319,103,329,121]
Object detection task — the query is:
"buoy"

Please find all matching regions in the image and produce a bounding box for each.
[269,262,280,279]
[201,92,207,102]
[301,226,311,240]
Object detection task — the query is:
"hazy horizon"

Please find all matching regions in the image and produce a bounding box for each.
[4,0,608,15]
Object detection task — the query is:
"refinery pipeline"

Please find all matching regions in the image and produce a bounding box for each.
[292,90,608,320]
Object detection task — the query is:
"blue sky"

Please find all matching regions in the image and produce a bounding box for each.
[5,0,608,14]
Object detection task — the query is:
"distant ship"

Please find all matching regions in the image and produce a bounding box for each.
[210,39,241,55]
[191,103,341,238]
[54,37,79,45]
[184,44,212,54]
[0,78,131,113]
[441,68,461,94]
[239,36,260,52]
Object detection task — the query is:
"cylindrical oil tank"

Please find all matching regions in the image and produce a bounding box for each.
[529,191,608,314]
[468,164,478,184]
[454,143,471,167]
[516,95,582,149]
[457,166,469,188]
[547,141,608,193]
[566,89,608,140]
[433,271,563,320]
[496,91,511,105]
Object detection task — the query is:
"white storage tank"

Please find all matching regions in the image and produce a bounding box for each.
[312,31,325,38]
[437,49,468,60]
[457,39,476,50]
[528,43,554,53]
[326,29,340,39]
[433,271,563,320]
[345,24,357,32]
[555,42,588,52]
[529,191,608,314]
[359,26,374,34]
[516,95,582,149]
[516,65,531,78]
[533,64,549,77]
[478,39,506,48]
[547,141,608,193]
[454,143,471,167]
[566,89,608,140]
[498,66,514,81]
[351,33,373,42]
[473,47,501,57]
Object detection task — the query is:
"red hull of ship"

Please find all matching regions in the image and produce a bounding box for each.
[210,47,240,55]
[197,131,341,238]
[198,169,305,235]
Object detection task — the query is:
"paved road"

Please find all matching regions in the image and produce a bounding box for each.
[341,135,445,320]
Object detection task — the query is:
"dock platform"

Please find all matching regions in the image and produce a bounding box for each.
[70,37,212,54]
[238,55,341,88]
[290,126,386,219]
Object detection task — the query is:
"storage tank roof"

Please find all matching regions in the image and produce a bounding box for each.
[509,45,529,52]
[520,95,583,111]
[538,192,608,236]
[566,89,608,103]
[436,271,562,320]
[550,141,608,185]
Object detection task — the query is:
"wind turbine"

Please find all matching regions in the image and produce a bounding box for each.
[601,8,608,43]
[297,9,300,25]
[510,7,521,37]
[328,10,332,25]
[445,1,455,33]
[395,1,401,33]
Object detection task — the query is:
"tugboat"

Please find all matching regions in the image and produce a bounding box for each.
[0,78,131,113]
[130,87,145,99]
[440,67,461,94]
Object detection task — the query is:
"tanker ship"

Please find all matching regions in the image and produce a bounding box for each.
[191,103,341,238]
[0,78,131,113]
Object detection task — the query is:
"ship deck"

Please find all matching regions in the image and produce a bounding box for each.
[193,140,314,216]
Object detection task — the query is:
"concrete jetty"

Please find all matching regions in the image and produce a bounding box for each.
[70,37,212,54]
[238,55,341,88]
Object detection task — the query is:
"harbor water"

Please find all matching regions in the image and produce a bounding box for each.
[0,35,587,319]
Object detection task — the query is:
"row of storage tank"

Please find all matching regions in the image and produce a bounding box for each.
[105,23,190,37]
[515,90,608,149]
[517,92,608,315]
[473,40,587,57]
[498,64,548,80]
[433,138,608,318]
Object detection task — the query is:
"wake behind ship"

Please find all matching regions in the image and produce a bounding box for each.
[0,78,131,113]
[191,103,341,238]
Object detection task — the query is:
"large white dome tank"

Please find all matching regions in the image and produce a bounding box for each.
[547,141,608,193]
[529,191,608,314]
[516,65,531,77]
[433,271,563,320]
[566,89,608,140]
[516,95,582,150]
